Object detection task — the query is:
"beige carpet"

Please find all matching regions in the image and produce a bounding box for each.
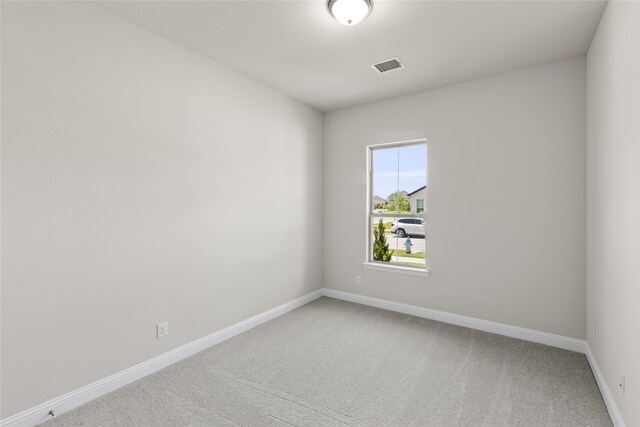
[42,297,612,426]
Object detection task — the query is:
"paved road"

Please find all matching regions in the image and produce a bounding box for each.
[384,233,425,254]
[380,232,426,265]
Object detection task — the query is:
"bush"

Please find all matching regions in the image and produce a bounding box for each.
[372,219,392,262]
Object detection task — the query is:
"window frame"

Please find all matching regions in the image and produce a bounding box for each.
[364,138,429,276]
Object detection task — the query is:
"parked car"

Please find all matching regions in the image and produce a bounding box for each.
[390,218,425,237]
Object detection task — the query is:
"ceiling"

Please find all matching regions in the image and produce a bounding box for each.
[95,0,607,112]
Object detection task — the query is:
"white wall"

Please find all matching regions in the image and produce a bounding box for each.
[324,57,587,339]
[409,187,426,214]
[0,1,323,418]
[586,1,640,425]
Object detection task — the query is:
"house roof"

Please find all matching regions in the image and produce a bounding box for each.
[372,195,387,205]
[407,185,426,197]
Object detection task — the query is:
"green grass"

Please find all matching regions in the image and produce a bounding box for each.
[373,209,411,215]
[390,249,425,259]
[371,221,393,231]
[371,222,396,236]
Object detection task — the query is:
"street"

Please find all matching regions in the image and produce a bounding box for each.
[384,232,425,254]
[382,232,426,265]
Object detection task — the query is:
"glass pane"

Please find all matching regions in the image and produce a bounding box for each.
[371,147,398,214]
[369,142,427,270]
[370,216,398,263]
[394,219,426,268]
[399,144,427,215]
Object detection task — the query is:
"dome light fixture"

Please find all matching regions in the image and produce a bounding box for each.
[328,0,372,26]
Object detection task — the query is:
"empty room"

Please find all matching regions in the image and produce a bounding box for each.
[1,0,638,426]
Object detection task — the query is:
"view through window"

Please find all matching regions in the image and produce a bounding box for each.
[369,141,427,269]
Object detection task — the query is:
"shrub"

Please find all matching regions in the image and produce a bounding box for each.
[372,219,392,262]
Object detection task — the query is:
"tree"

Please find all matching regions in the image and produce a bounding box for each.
[387,191,410,212]
[373,219,392,262]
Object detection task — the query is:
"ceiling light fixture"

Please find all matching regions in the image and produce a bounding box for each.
[328,0,372,26]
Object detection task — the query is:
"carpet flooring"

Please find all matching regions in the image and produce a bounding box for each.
[42,297,612,426]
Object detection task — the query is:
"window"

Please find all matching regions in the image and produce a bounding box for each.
[367,140,427,271]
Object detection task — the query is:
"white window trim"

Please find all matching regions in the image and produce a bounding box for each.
[365,138,429,276]
[363,262,430,277]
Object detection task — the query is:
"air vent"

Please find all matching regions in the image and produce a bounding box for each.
[371,57,405,74]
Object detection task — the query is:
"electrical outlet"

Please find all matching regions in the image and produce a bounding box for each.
[157,322,169,339]
[356,275,362,285]
[619,373,625,394]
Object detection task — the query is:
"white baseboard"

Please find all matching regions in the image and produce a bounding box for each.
[3,288,624,427]
[0,289,323,427]
[321,288,629,425]
[584,344,627,427]
[321,288,586,353]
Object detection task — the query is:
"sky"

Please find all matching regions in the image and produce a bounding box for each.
[372,144,427,199]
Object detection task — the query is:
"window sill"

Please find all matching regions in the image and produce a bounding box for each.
[363,262,430,277]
